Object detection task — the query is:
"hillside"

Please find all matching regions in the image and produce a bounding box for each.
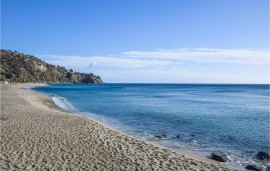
[0,50,104,84]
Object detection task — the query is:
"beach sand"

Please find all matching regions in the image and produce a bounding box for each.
[0,84,239,171]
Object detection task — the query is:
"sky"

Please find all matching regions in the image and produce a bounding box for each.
[1,0,270,83]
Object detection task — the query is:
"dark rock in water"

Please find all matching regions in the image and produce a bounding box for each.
[154,134,166,139]
[245,164,263,171]
[176,135,180,138]
[210,152,229,162]
[256,151,270,160]
[266,166,270,171]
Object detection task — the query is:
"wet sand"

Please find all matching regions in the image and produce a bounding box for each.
[0,84,238,171]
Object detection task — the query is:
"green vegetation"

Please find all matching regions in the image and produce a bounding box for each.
[0,50,104,84]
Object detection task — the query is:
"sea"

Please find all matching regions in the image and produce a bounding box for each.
[32,84,270,169]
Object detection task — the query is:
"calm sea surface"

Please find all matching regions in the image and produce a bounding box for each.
[32,84,270,169]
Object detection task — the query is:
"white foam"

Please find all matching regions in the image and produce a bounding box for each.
[24,84,51,90]
[52,96,76,111]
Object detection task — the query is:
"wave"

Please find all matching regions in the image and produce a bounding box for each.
[51,96,76,111]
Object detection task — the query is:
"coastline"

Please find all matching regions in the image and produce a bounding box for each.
[1,84,239,170]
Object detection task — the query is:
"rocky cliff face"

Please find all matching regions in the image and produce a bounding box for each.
[0,50,104,84]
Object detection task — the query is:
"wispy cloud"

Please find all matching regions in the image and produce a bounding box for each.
[39,48,269,70]
[37,48,269,83]
[122,48,270,64]
[39,55,182,69]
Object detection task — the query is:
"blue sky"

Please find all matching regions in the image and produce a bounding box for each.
[2,0,269,83]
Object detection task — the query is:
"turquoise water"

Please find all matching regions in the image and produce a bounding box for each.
[32,84,269,169]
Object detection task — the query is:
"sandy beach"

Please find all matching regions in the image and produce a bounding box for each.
[0,84,238,171]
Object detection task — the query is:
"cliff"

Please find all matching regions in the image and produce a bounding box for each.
[0,50,104,84]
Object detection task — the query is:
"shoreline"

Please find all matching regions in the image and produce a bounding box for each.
[27,84,218,164]
[1,83,239,170]
[28,85,224,160]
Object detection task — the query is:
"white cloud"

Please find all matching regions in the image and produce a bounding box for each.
[122,48,270,64]
[88,62,98,67]
[37,48,269,83]
[40,55,181,69]
[40,48,269,70]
